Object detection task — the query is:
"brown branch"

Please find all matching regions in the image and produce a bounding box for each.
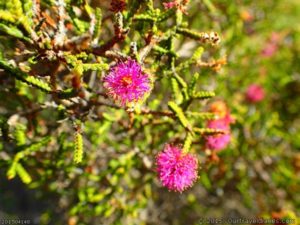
[92,24,127,56]
[196,57,227,72]
[92,35,126,56]
[89,99,175,118]
[140,109,175,118]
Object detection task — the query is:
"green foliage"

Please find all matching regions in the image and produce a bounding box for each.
[73,131,83,164]
[7,161,18,180]
[193,127,224,135]
[183,132,193,153]
[0,23,31,42]
[171,77,184,104]
[0,10,17,23]
[0,0,299,224]
[0,59,51,92]
[176,27,220,45]
[7,135,51,184]
[14,124,26,146]
[15,163,32,184]
[168,101,191,131]
[192,91,215,100]
[92,8,102,42]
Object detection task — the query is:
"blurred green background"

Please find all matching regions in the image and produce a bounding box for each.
[0,0,299,224]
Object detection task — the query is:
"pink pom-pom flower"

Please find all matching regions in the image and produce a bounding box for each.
[163,1,177,9]
[103,60,151,106]
[156,144,198,192]
[261,32,281,57]
[261,43,278,57]
[205,114,233,151]
[245,84,265,103]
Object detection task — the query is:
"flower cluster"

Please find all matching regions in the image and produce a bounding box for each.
[209,100,228,118]
[103,60,151,106]
[205,101,233,151]
[245,84,265,103]
[163,0,190,13]
[261,32,281,57]
[156,145,198,192]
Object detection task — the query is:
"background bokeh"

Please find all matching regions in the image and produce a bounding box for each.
[0,0,299,224]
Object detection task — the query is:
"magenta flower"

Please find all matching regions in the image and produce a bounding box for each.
[163,0,189,12]
[163,1,177,9]
[156,144,198,192]
[205,115,232,151]
[245,84,265,103]
[261,32,281,57]
[270,32,281,43]
[261,43,278,57]
[103,60,151,106]
[206,133,231,151]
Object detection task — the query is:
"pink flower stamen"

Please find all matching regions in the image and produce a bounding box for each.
[245,84,265,103]
[156,144,198,192]
[103,60,151,106]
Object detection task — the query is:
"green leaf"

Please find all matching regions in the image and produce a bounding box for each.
[7,0,23,17]
[183,132,193,153]
[0,59,51,92]
[14,124,26,146]
[92,8,102,41]
[14,136,51,162]
[200,173,211,189]
[193,91,215,100]
[192,47,204,60]
[134,14,156,22]
[176,27,220,45]
[188,72,200,96]
[0,23,31,42]
[171,77,184,104]
[173,74,189,100]
[74,131,83,164]
[21,136,52,155]
[168,101,192,131]
[16,163,32,184]
[0,10,17,23]
[193,127,225,135]
[7,161,18,180]
[82,63,109,71]
[173,73,188,89]
[186,111,216,120]
[176,10,183,25]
